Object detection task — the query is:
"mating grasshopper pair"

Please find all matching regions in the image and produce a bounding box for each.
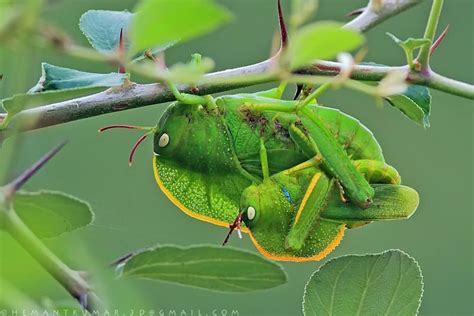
[102,82,419,261]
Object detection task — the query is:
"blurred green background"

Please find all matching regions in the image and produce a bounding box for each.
[0,0,472,315]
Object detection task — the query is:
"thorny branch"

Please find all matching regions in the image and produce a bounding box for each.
[0,0,472,140]
[0,144,101,312]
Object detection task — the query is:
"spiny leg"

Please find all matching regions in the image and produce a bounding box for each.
[335,179,348,203]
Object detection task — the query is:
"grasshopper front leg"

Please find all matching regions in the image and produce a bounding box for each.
[285,172,334,251]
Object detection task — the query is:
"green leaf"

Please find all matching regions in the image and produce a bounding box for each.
[29,63,127,92]
[387,33,430,68]
[303,250,423,316]
[287,22,364,69]
[120,245,287,292]
[166,55,215,83]
[13,191,94,238]
[130,0,232,55]
[79,10,133,53]
[387,33,430,51]
[79,10,177,59]
[360,63,432,128]
[385,85,432,128]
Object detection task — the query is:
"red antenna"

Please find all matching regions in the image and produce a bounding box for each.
[222,211,244,246]
[98,125,154,166]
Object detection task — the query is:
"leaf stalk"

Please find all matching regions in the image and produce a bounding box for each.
[417,0,444,69]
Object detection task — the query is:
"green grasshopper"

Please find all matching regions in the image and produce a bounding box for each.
[101,1,384,228]
[101,3,418,261]
[101,83,418,259]
[137,86,385,226]
[234,160,417,261]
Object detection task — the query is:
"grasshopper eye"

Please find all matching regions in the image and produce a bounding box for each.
[247,206,256,220]
[158,133,170,147]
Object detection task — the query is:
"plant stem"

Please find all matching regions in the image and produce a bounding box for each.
[2,207,99,312]
[344,0,423,32]
[417,0,444,69]
[425,71,474,98]
[0,61,471,138]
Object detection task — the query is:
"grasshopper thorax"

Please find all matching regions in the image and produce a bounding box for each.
[153,101,235,171]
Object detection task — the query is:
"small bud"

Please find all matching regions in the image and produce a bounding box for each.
[377,70,409,97]
[336,52,355,82]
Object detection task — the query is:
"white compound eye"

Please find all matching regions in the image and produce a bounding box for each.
[247,206,256,220]
[158,133,169,147]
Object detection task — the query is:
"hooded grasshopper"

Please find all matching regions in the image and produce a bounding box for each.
[101,2,419,261]
[237,160,418,261]
[101,83,419,261]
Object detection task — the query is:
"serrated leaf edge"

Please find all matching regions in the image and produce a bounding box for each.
[79,10,132,54]
[301,249,424,316]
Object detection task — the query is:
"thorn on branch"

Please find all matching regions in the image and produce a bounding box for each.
[118,28,126,74]
[79,293,89,312]
[430,24,450,57]
[3,142,67,201]
[277,0,288,51]
[110,252,134,268]
[76,291,102,314]
[346,7,366,18]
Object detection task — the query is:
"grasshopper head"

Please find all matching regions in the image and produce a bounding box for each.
[240,181,289,230]
[153,102,193,158]
[240,185,262,229]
